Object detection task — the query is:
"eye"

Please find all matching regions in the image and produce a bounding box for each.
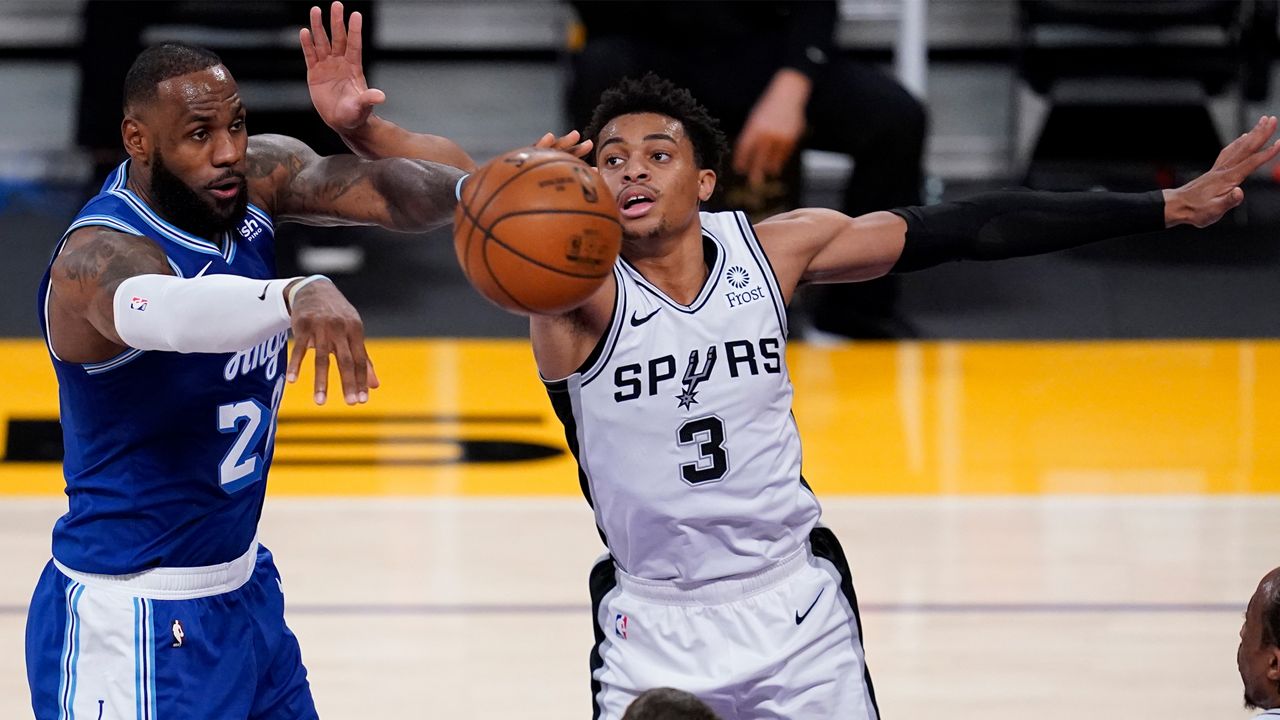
[230,118,246,132]
[191,129,209,141]
[652,151,670,162]
[603,155,623,167]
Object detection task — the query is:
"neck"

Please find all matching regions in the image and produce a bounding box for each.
[622,220,708,305]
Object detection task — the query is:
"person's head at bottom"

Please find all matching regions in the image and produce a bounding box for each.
[1240,567,1280,711]
[621,687,721,720]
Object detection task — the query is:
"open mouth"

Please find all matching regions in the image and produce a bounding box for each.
[207,176,244,201]
[618,187,656,219]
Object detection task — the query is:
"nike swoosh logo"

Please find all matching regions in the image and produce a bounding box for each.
[258,285,269,301]
[630,307,661,327]
[795,587,825,625]
[194,260,213,278]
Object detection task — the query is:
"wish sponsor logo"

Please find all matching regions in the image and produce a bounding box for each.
[238,216,265,242]
[223,329,288,381]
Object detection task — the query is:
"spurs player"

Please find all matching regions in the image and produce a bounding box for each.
[302,9,1280,715]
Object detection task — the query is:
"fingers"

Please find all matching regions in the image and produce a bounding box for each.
[348,10,365,64]
[361,88,386,107]
[312,335,331,405]
[367,359,380,390]
[1220,115,1278,172]
[329,1,347,57]
[571,138,593,158]
[299,28,318,68]
[286,336,311,384]
[332,335,359,405]
[534,132,556,149]
[309,5,331,57]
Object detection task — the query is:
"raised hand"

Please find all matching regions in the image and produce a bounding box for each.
[1166,115,1280,228]
[300,1,385,134]
[733,69,811,189]
[284,278,379,405]
[534,130,594,160]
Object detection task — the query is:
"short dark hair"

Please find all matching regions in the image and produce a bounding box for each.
[123,43,224,114]
[621,688,721,720]
[1262,574,1280,648]
[584,73,729,176]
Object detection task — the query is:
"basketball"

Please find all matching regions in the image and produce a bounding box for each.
[453,148,622,315]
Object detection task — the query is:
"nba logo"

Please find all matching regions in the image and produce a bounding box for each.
[129,296,148,311]
[614,613,628,639]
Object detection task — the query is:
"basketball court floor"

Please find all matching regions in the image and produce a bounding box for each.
[0,337,1274,719]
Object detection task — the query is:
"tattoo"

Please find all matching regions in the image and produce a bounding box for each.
[248,132,461,231]
[56,229,170,293]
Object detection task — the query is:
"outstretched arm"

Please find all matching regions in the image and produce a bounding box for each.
[301,1,476,170]
[247,133,465,232]
[48,227,376,404]
[301,2,590,165]
[759,115,1280,296]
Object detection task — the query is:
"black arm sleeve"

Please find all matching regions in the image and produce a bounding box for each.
[889,189,1166,273]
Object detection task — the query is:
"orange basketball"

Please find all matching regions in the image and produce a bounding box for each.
[453,148,622,315]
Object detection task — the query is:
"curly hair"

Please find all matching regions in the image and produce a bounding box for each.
[584,73,730,176]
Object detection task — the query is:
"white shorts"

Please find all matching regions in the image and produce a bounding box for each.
[588,527,880,720]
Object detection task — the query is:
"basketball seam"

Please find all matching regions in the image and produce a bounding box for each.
[456,151,618,311]
[485,210,620,280]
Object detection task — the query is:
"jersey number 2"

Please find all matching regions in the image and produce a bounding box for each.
[217,376,285,493]
[677,415,728,485]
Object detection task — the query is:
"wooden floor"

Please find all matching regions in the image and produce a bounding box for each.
[2,339,1276,719]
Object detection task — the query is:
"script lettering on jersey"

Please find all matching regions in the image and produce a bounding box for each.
[613,337,782,404]
[223,329,288,382]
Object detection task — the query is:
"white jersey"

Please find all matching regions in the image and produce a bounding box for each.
[546,210,821,582]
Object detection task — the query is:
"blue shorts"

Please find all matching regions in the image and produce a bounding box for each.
[26,544,317,720]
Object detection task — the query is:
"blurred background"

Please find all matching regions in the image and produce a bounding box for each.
[0,0,1278,341]
[2,2,1280,718]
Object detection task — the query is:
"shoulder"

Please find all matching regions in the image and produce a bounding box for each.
[51,227,170,295]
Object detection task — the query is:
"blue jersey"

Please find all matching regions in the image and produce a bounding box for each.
[37,161,285,574]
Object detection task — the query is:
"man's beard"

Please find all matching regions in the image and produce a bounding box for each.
[148,150,246,239]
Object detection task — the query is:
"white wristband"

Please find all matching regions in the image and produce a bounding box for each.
[286,274,331,313]
[114,273,299,354]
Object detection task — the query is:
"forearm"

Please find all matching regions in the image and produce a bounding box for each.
[889,189,1166,272]
[112,274,299,353]
[340,115,476,170]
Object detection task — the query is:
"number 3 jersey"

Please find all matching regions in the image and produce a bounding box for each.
[546,211,821,582]
[36,162,284,575]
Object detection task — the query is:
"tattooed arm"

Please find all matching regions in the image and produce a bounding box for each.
[47,228,175,363]
[246,133,464,231]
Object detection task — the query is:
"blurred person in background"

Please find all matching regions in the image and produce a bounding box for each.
[566,0,927,340]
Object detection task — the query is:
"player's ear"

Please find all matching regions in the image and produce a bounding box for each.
[697,169,716,202]
[122,115,150,164]
[1268,646,1280,681]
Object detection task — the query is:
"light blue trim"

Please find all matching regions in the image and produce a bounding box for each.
[83,348,146,376]
[245,203,274,230]
[109,189,222,256]
[57,582,77,720]
[133,597,142,720]
[66,216,145,238]
[144,599,156,720]
[66,583,84,720]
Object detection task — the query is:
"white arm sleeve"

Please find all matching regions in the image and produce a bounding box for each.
[113,273,298,353]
